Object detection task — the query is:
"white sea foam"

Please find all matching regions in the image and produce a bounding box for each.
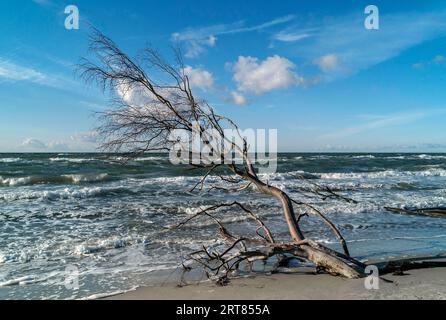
[62,173,109,184]
[0,252,29,264]
[0,158,22,163]
[0,186,108,201]
[49,157,97,163]
[352,155,376,159]
[74,238,130,255]
[135,156,166,161]
[0,176,32,186]
[416,154,446,160]
[0,173,109,187]
[380,154,446,160]
[80,287,139,300]
[0,276,36,287]
[318,169,446,179]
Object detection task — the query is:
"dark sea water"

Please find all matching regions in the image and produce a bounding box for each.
[1,153,446,299]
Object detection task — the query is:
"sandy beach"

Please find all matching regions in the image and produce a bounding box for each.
[106,264,446,300]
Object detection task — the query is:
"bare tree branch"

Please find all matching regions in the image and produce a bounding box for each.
[79,29,367,281]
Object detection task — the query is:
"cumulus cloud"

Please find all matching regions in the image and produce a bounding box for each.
[232,55,304,95]
[21,138,47,149]
[184,66,214,90]
[115,80,197,123]
[116,80,180,109]
[20,133,98,152]
[173,35,217,58]
[47,141,69,150]
[21,138,69,151]
[229,91,248,106]
[71,131,99,144]
[314,54,340,72]
[116,81,188,111]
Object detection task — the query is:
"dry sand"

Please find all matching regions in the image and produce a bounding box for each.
[106,266,446,300]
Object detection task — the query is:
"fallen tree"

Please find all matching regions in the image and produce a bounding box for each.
[385,207,446,218]
[79,30,369,282]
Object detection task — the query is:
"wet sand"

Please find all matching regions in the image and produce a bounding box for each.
[106,265,446,300]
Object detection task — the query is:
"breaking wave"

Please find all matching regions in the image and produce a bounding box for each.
[318,169,446,179]
[2,152,446,300]
[0,173,109,187]
[0,158,22,163]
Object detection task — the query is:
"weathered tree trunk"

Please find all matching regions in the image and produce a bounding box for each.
[298,245,362,278]
[246,174,304,241]
[246,174,364,278]
[385,207,446,218]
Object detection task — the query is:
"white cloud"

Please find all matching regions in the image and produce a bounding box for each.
[207,35,217,47]
[273,32,311,42]
[0,58,77,89]
[273,11,446,77]
[433,54,445,63]
[71,131,99,144]
[232,55,304,95]
[229,91,248,106]
[116,82,147,107]
[314,54,340,72]
[32,0,51,6]
[47,141,69,150]
[412,62,425,69]
[319,109,446,140]
[0,59,47,83]
[184,66,214,90]
[174,36,217,58]
[21,138,69,151]
[116,81,182,109]
[115,80,194,123]
[21,138,47,149]
[20,134,98,152]
[79,101,107,111]
[412,54,446,69]
[172,15,294,58]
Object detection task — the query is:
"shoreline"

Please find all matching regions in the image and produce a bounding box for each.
[105,267,446,300]
[105,256,446,300]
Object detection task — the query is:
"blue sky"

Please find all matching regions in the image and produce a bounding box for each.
[1,0,446,152]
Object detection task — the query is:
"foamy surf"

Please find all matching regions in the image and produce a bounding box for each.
[0,173,109,187]
[1,152,446,300]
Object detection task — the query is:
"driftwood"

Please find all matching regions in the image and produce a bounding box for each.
[385,207,446,218]
[377,256,446,276]
[79,29,383,283]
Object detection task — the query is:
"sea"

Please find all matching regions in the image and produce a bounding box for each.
[1,153,446,299]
